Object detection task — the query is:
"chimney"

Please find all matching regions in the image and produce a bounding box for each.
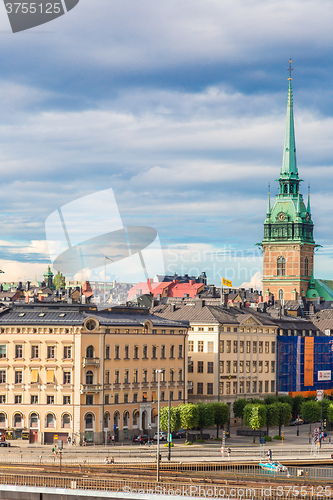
[189,280,194,286]
[26,281,30,291]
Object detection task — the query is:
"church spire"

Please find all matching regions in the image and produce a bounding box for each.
[266,182,271,216]
[280,60,298,180]
[307,182,311,214]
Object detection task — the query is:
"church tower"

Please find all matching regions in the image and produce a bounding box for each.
[262,62,315,302]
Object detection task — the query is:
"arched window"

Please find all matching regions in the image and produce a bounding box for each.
[30,413,38,428]
[86,346,94,358]
[123,411,129,427]
[277,256,286,276]
[278,289,284,302]
[133,410,139,427]
[13,414,22,428]
[62,413,71,428]
[86,371,93,385]
[0,413,6,426]
[46,413,55,428]
[305,257,309,276]
[113,411,120,428]
[104,412,110,429]
[85,413,94,429]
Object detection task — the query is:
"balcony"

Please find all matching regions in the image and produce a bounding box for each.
[80,384,102,394]
[82,357,100,368]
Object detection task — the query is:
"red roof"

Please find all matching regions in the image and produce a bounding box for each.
[128,279,204,300]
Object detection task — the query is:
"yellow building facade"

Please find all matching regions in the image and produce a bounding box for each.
[0,303,188,444]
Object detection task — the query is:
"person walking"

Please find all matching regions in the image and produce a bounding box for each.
[227,447,231,459]
[267,449,272,461]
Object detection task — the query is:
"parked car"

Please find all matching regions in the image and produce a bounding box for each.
[132,434,149,444]
[153,432,167,441]
[0,442,10,447]
[173,430,186,439]
[290,418,304,426]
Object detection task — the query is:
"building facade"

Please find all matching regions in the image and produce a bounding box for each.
[153,301,279,409]
[0,303,188,444]
[262,73,315,302]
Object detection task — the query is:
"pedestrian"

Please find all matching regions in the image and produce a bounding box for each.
[104,456,109,464]
[227,447,231,459]
[67,436,71,445]
[267,449,272,461]
[111,434,115,445]
[82,436,86,447]
[220,446,224,458]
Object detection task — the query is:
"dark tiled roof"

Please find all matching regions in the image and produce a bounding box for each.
[0,304,188,328]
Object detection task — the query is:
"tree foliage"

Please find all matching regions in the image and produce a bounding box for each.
[243,404,266,443]
[266,404,279,436]
[272,402,292,436]
[233,398,248,420]
[53,271,66,290]
[212,402,229,437]
[300,400,321,431]
[327,403,333,423]
[159,406,180,433]
[179,404,199,431]
[197,403,215,437]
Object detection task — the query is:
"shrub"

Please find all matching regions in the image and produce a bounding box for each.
[265,436,272,442]
[184,441,193,445]
[273,435,283,440]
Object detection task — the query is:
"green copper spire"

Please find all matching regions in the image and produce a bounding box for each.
[307,183,311,214]
[281,60,298,179]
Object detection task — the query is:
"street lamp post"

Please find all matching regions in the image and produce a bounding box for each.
[156,369,162,482]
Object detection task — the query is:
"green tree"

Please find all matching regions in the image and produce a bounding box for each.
[179,404,199,441]
[266,404,279,436]
[292,395,304,417]
[53,271,66,290]
[243,404,266,443]
[211,402,229,438]
[197,403,215,439]
[233,398,248,423]
[327,403,333,424]
[160,406,180,434]
[300,400,321,432]
[272,402,292,436]
[263,395,277,406]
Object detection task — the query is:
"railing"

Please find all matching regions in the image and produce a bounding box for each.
[82,357,100,367]
[0,469,330,499]
[80,384,102,393]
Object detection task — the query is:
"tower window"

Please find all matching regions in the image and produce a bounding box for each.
[277,256,286,276]
[305,257,309,276]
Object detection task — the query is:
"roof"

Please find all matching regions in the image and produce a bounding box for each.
[0,304,188,328]
[151,302,319,332]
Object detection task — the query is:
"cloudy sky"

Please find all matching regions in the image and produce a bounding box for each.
[0,0,333,286]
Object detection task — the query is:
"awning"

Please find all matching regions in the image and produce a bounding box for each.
[151,408,158,417]
[46,370,54,383]
[30,369,39,383]
[152,391,157,402]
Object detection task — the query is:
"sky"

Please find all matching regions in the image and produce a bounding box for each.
[1,0,333,286]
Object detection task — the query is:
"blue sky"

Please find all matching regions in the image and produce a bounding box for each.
[1,0,333,286]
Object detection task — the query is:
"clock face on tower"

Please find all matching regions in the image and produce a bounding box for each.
[278,212,285,221]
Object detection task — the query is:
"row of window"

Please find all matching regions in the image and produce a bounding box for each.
[188,382,214,395]
[102,390,183,405]
[108,368,184,385]
[0,412,71,428]
[0,344,72,360]
[0,394,71,405]
[0,370,71,385]
[220,340,275,354]
[188,361,213,374]
[219,360,275,374]
[106,344,183,360]
[219,379,275,395]
[188,340,214,353]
